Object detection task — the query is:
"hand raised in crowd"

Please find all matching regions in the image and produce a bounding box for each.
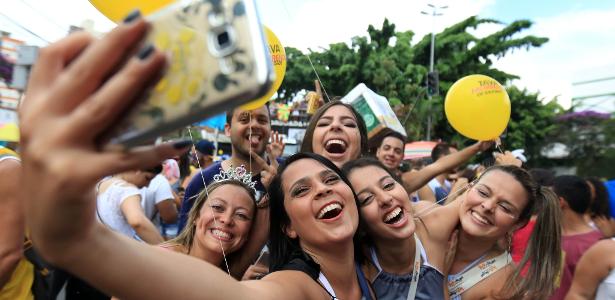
[494,151,523,167]
[475,140,495,152]
[241,263,269,281]
[268,131,285,159]
[593,216,615,238]
[19,15,191,260]
[250,145,279,191]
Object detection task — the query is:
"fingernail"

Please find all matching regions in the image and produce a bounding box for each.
[137,44,154,60]
[173,140,193,149]
[123,10,142,24]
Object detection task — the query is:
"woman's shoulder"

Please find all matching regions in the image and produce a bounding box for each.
[252,270,329,299]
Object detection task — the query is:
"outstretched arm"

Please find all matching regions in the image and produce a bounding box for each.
[402,141,492,193]
[21,14,322,300]
[0,158,23,288]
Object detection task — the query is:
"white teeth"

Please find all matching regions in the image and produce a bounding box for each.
[471,211,490,225]
[384,207,402,222]
[212,229,231,239]
[317,203,342,219]
[326,139,346,147]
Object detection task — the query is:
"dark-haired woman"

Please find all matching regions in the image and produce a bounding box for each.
[21,17,380,299]
[343,158,460,299]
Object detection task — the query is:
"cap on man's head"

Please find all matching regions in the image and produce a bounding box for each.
[195,140,215,155]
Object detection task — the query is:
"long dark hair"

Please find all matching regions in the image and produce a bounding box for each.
[341,157,400,262]
[479,165,562,300]
[268,152,365,272]
[300,101,368,156]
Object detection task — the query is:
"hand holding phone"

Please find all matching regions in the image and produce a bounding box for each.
[105,0,272,149]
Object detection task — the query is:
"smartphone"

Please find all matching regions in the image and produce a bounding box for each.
[104,0,272,149]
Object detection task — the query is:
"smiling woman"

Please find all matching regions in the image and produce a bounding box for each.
[160,178,256,272]
[301,101,368,167]
[342,157,460,300]
[21,17,378,300]
[449,165,562,300]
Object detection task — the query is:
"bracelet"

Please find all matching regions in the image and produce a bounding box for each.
[257,193,270,209]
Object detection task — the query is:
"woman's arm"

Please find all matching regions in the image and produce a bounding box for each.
[415,180,436,202]
[121,195,164,244]
[414,194,463,245]
[66,224,321,300]
[0,159,23,288]
[21,16,324,300]
[402,141,491,193]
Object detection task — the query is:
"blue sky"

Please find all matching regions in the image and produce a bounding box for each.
[483,0,612,22]
[2,0,615,112]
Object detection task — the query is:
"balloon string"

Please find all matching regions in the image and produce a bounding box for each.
[188,127,231,276]
[413,177,479,220]
[278,0,331,103]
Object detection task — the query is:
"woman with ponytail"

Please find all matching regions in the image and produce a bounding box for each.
[448,165,562,299]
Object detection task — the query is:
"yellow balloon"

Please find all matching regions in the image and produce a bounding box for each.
[444,75,511,141]
[89,0,172,22]
[241,26,286,110]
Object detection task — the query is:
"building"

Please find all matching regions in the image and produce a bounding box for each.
[0,32,23,124]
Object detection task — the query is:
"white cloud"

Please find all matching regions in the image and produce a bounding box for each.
[491,8,615,109]
[259,0,495,51]
[3,0,613,112]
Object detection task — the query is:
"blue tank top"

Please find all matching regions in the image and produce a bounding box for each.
[368,237,445,300]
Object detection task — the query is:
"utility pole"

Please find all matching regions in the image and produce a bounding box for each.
[421,3,447,141]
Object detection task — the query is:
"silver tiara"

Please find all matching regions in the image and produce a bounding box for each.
[213,165,257,193]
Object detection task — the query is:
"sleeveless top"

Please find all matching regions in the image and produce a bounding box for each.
[368,237,445,300]
[96,179,141,238]
[596,238,615,299]
[280,250,373,300]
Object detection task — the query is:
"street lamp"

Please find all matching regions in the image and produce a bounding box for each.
[421,3,447,141]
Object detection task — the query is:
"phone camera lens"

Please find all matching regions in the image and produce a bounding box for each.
[217,31,230,49]
[208,25,236,57]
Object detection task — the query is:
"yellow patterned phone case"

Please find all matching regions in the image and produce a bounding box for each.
[106,0,272,148]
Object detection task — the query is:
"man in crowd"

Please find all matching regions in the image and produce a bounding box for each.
[179,104,280,279]
[179,104,274,230]
[374,131,406,178]
[549,175,604,300]
[141,172,178,239]
[417,142,458,202]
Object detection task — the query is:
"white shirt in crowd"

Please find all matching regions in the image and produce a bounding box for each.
[96,180,141,238]
[140,174,174,230]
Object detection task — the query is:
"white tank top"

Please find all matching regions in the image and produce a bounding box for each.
[96,179,141,238]
[596,238,615,299]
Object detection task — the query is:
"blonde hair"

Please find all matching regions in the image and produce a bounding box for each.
[163,180,256,254]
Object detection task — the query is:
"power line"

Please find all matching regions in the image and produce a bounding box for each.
[0,11,50,44]
[18,0,68,34]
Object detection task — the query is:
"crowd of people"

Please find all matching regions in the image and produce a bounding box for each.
[1,12,615,300]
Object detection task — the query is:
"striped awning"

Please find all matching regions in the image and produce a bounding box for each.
[404,141,437,160]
